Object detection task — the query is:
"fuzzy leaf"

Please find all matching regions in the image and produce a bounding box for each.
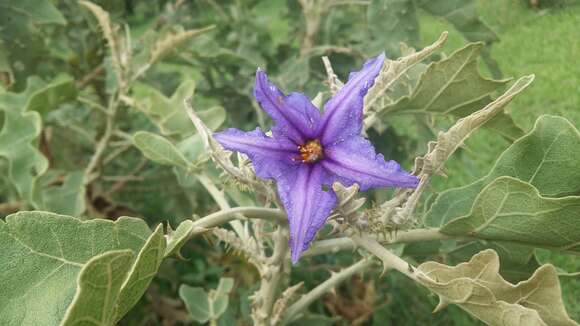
[133,131,190,169]
[60,250,134,326]
[417,0,501,77]
[133,80,225,136]
[0,0,65,25]
[179,277,235,323]
[418,249,578,325]
[0,1,65,87]
[442,177,580,251]
[213,278,234,317]
[364,32,448,119]
[418,0,497,43]
[40,171,86,216]
[180,285,211,323]
[419,75,534,178]
[114,224,167,321]
[0,212,164,325]
[0,76,79,207]
[367,0,419,55]
[165,220,194,258]
[375,43,522,140]
[0,105,48,206]
[379,43,505,116]
[446,241,540,282]
[25,77,77,116]
[425,115,580,227]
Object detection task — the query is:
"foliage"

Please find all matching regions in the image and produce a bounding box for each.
[0,0,579,325]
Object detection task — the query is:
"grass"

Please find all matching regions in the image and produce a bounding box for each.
[410,1,580,323]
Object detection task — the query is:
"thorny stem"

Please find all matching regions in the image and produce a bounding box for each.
[282,258,374,323]
[350,235,421,281]
[303,228,455,257]
[305,228,580,257]
[392,174,429,224]
[184,98,274,198]
[322,56,342,95]
[252,226,289,325]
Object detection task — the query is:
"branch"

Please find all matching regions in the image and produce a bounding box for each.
[350,235,421,280]
[195,173,248,241]
[322,56,342,95]
[190,206,286,234]
[252,226,289,324]
[83,92,121,186]
[303,228,456,257]
[282,258,374,323]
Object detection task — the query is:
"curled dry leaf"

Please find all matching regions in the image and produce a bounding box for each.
[417,249,578,326]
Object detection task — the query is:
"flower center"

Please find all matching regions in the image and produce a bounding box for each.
[297,139,324,163]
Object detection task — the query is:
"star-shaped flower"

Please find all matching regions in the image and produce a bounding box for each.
[214,53,419,263]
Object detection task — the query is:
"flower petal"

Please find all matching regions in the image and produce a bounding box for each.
[277,164,336,263]
[318,53,385,146]
[254,69,321,144]
[322,136,419,191]
[214,128,298,179]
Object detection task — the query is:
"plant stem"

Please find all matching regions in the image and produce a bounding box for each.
[303,228,456,257]
[282,258,374,323]
[190,206,286,233]
[350,235,420,281]
[252,226,289,325]
[84,92,121,186]
[195,173,249,240]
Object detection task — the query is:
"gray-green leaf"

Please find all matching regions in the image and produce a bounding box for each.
[179,277,235,323]
[0,212,166,325]
[132,80,225,136]
[441,177,580,252]
[425,115,580,227]
[133,131,190,169]
[418,249,578,325]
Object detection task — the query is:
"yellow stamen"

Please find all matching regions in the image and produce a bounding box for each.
[298,139,323,163]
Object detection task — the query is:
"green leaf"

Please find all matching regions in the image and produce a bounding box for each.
[0,76,79,207]
[0,1,65,87]
[133,131,190,169]
[179,277,235,323]
[418,249,578,326]
[367,0,419,55]
[25,77,77,116]
[425,115,580,227]
[0,211,158,325]
[60,250,134,326]
[376,43,522,139]
[114,224,167,321]
[133,80,225,136]
[165,220,194,258]
[383,42,505,115]
[213,278,234,317]
[40,171,86,216]
[0,106,48,206]
[0,0,65,25]
[417,0,502,77]
[364,32,448,124]
[441,177,580,251]
[180,285,211,323]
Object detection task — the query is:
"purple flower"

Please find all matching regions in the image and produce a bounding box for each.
[214,53,419,263]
